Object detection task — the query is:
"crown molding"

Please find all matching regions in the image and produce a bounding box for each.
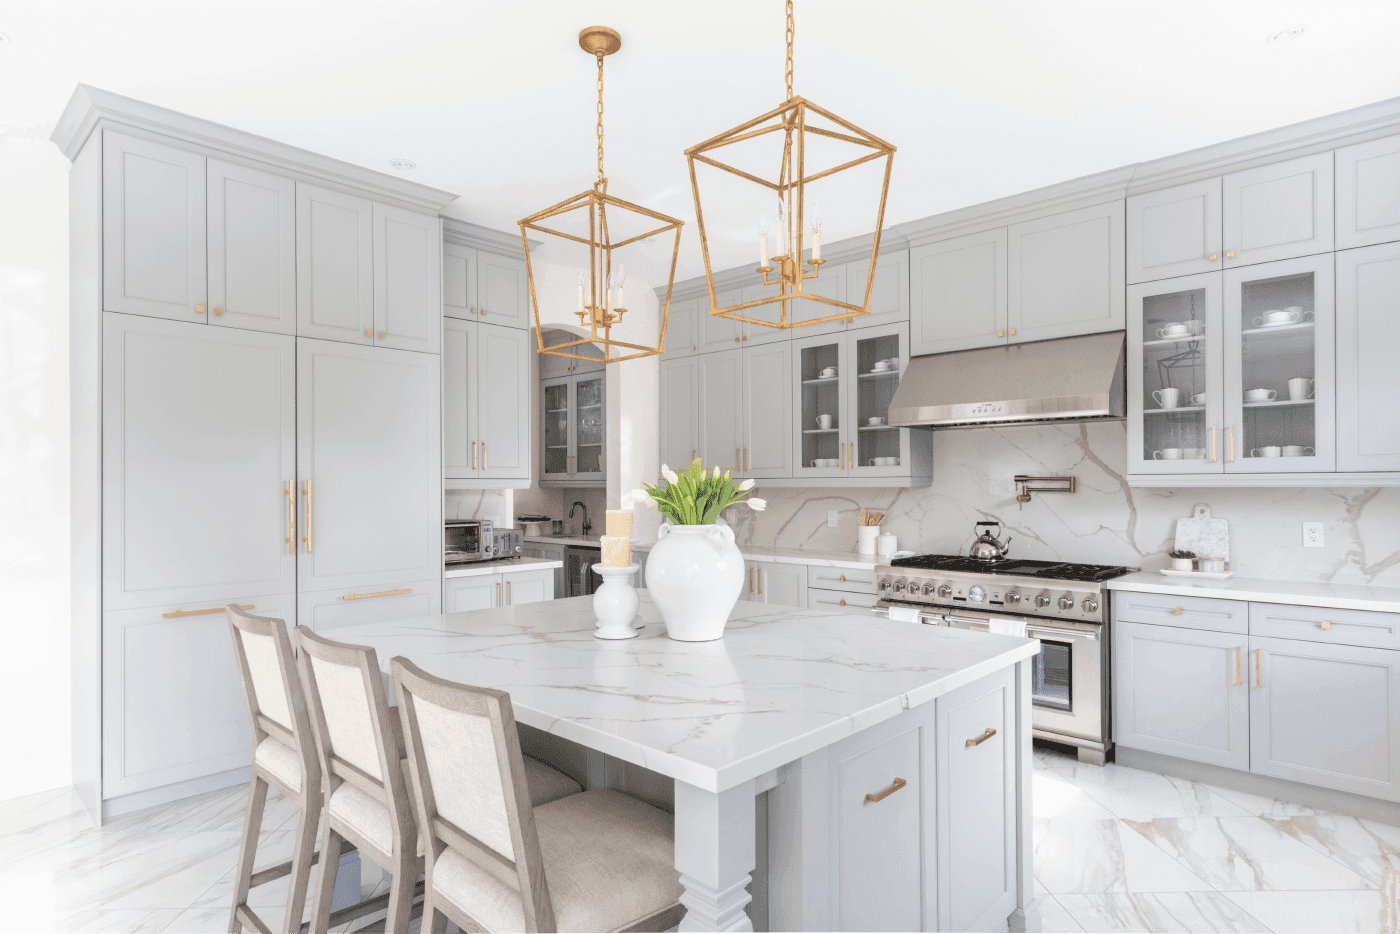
[50,84,459,213]
[661,228,909,300]
[442,216,538,255]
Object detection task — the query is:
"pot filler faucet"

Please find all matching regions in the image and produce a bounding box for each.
[570,501,592,535]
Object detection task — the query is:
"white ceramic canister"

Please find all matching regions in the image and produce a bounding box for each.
[645,523,745,642]
[857,526,880,555]
[876,533,897,560]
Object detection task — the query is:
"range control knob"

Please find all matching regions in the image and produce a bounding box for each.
[1082,597,1100,614]
[1005,591,1022,605]
[1057,595,1075,611]
[879,577,893,592]
[922,582,938,596]
[937,584,953,599]
[892,579,907,594]
[969,584,988,604]
[1035,593,1051,608]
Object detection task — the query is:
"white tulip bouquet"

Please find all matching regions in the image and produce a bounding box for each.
[632,457,766,526]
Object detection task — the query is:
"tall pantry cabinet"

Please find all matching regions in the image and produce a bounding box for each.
[58,86,457,821]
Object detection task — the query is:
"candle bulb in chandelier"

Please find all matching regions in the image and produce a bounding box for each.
[616,264,626,309]
[577,269,586,312]
[758,214,769,267]
[775,197,786,256]
[811,204,822,261]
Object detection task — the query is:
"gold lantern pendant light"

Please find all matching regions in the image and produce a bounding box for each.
[519,27,685,364]
[685,1,895,331]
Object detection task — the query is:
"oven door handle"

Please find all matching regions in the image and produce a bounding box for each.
[1026,625,1098,641]
[945,615,991,630]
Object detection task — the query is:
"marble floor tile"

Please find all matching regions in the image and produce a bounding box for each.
[1036,769,1119,820]
[1261,813,1400,887]
[1,790,97,836]
[1222,890,1394,933]
[1125,816,1377,892]
[158,906,231,933]
[1054,892,1271,933]
[1038,893,1088,933]
[1034,819,1214,894]
[46,908,184,933]
[1208,784,1324,819]
[1053,763,1252,820]
[0,787,69,832]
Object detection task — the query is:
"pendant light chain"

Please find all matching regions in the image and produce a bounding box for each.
[784,0,795,101]
[595,51,606,186]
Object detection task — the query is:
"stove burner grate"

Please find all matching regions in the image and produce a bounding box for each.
[889,553,1133,583]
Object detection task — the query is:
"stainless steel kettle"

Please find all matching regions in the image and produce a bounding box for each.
[969,521,1012,561]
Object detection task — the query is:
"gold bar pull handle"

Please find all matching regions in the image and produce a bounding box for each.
[285,481,294,554]
[302,481,312,553]
[163,604,252,619]
[865,777,906,803]
[1229,426,1236,463]
[1320,620,1332,630]
[472,441,477,470]
[1211,426,1218,463]
[507,581,512,605]
[966,727,998,747]
[1171,607,1183,615]
[1255,649,1262,689]
[744,448,749,471]
[749,568,754,594]
[497,582,502,605]
[341,588,411,601]
[1235,646,1241,686]
[483,443,487,470]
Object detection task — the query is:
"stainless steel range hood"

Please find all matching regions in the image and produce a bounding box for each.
[888,331,1126,429]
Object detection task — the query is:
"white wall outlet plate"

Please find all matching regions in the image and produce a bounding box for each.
[828,510,839,529]
[1303,522,1324,548]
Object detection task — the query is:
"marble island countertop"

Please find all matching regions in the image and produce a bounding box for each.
[322,594,1038,793]
[1110,571,1400,614]
[443,556,562,578]
[633,540,886,571]
[523,533,600,547]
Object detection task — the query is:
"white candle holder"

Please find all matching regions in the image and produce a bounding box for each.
[593,564,641,640]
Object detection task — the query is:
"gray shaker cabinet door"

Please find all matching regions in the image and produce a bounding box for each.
[659,356,700,469]
[1335,134,1400,250]
[742,341,793,479]
[1249,635,1400,802]
[846,247,910,332]
[1007,200,1125,344]
[477,322,531,479]
[372,203,441,353]
[476,250,530,329]
[700,348,744,475]
[442,242,476,320]
[1336,242,1400,471]
[1223,152,1334,268]
[442,318,477,479]
[103,130,207,322]
[1113,621,1249,770]
[296,183,374,345]
[207,159,296,335]
[699,288,745,353]
[909,227,1008,355]
[1126,178,1224,284]
[660,296,700,357]
[753,561,806,608]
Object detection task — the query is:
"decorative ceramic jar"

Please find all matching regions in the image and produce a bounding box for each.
[592,564,641,639]
[645,522,745,642]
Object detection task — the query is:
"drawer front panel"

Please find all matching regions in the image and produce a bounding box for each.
[1250,602,1400,650]
[806,565,879,594]
[808,588,880,611]
[299,579,441,632]
[1113,590,1248,633]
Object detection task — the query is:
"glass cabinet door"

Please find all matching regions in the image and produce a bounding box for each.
[847,324,911,478]
[1223,255,1335,473]
[573,375,606,481]
[541,377,572,481]
[791,332,849,478]
[1126,272,1225,474]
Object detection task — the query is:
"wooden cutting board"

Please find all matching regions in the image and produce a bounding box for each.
[1175,504,1229,565]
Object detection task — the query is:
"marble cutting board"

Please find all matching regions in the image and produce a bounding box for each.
[1175,504,1229,564]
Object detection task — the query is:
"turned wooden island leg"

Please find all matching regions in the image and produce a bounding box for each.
[675,777,758,932]
[1008,656,1043,933]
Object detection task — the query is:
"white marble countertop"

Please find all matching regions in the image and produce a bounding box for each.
[632,540,885,571]
[324,594,1038,793]
[443,556,563,579]
[523,534,600,547]
[1110,571,1400,614]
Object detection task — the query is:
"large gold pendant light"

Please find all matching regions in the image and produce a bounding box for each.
[685,1,895,330]
[519,27,684,364]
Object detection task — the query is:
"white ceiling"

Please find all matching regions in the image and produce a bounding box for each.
[5,0,1400,283]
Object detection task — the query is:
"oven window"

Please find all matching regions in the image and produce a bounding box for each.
[446,525,479,556]
[1033,639,1072,711]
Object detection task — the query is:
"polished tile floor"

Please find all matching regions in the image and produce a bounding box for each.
[2,749,1399,933]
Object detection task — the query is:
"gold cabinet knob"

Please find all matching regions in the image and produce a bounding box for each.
[1209,253,1219,261]
[691,345,696,350]
[365,329,372,337]
[213,307,222,316]
[480,308,487,315]
[742,335,748,341]
[997,330,1005,337]
[378,331,386,339]
[1009,328,1016,336]
[839,575,846,582]
[734,337,740,343]
[470,307,477,314]
[1321,620,1332,630]
[1226,250,1236,258]
[195,304,205,314]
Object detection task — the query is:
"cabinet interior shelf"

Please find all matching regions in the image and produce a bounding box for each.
[1242,322,1314,339]
[803,428,840,434]
[545,408,568,414]
[858,424,897,431]
[1243,398,1315,409]
[1145,405,1205,415]
[545,445,567,449]
[858,371,898,380]
[1143,335,1204,348]
[801,377,840,385]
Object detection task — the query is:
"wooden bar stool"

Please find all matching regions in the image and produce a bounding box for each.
[390,656,685,933]
[226,605,336,934]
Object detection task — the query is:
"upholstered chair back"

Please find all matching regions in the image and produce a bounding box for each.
[226,605,318,794]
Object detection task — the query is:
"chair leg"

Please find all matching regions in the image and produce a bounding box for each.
[420,890,448,934]
[283,797,322,934]
[384,851,416,933]
[229,776,269,934]
[308,817,343,934]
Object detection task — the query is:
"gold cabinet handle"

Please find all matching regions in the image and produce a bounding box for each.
[285,481,294,554]
[744,448,748,471]
[1255,649,1262,688]
[507,581,512,604]
[966,727,998,747]
[302,481,312,553]
[480,308,487,316]
[749,568,754,594]
[195,304,205,314]
[691,449,696,461]
[213,307,222,316]
[839,575,846,582]
[736,447,741,472]
[497,582,502,605]
[1235,646,1241,686]
[163,604,252,619]
[1009,328,1016,336]
[839,599,846,606]
[483,442,487,470]
[365,329,372,337]
[757,570,763,595]
[1171,607,1183,615]
[1211,426,1218,463]
[472,441,477,470]
[997,329,1005,337]
[342,588,411,601]
[839,443,845,470]
[1209,253,1219,261]
[377,331,386,339]
[470,307,477,314]
[1321,620,1332,630]
[865,777,906,803]
[734,337,740,343]
[1226,250,1236,259]
[1229,426,1236,463]
[691,345,696,350]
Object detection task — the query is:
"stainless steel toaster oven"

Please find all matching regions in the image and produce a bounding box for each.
[445,519,494,564]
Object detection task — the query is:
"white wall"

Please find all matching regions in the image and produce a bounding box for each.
[0,133,72,799]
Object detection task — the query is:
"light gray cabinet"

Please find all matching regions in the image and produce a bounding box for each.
[742,281,789,346]
[298,580,440,632]
[749,561,806,608]
[1007,201,1125,344]
[660,296,700,357]
[700,348,744,475]
[1127,178,1223,284]
[206,159,296,335]
[789,263,848,336]
[1336,241,1400,471]
[742,341,793,479]
[1250,634,1400,802]
[443,245,529,329]
[659,356,701,469]
[372,203,441,353]
[102,130,207,323]
[1223,153,1333,268]
[538,328,604,378]
[444,574,496,613]
[910,228,1007,356]
[295,183,374,345]
[1113,620,1249,770]
[698,288,744,353]
[443,318,478,479]
[442,242,477,320]
[1336,135,1400,250]
[445,320,530,483]
[540,371,606,487]
[845,247,910,332]
[444,566,555,614]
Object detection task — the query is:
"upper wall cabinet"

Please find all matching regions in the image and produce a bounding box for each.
[910,228,1007,356]
[103,131,208,323]
[207,160,296,335]
[660,296,700,358]
[659,355,701,468]
[1336,241,1400,471]
[1007,201,1125,344]
[1126,179,1223,284]
[1336,135,1400,250]
[846,248,910,332]
[443,244,530,330]
[446,318,531,486]
[1223,153,1333,268]
[373,204,441,354]
[296,183,374,344]
[698,288,744,353]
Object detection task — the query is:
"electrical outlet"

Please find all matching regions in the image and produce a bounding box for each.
[828,510,839,529]
[1303,522,1324,548]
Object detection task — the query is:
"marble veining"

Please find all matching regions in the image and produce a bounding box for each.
[1109,571,1400,614]
[309,595,1038,793]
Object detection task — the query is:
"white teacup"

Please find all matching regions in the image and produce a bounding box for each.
[872,361,891,372]
[1244,388,1277,402]
[1152,388,1181,409]
[1157,323,1190,339]
[1153,448,1183,460]
[1182,448,1206,459]
[1191,392,1206,405]
[1282,445,1315,457]
[1251,446,1282,458]
[1287,377,1315,401]
[819,367,837,378]
[866,416,886,426]
[1254,309,1301,328]
[816,413,834,429]
[1186,320,1205,335]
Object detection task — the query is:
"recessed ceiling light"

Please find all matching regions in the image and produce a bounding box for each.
[0,31,11,45]
[1267,26,1306,44]
[389,158,416,170]
[644,236,658,243]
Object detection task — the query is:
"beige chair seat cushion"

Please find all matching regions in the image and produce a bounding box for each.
[329,756,581,859]
[433,790,681,933]
[253,737,302,794]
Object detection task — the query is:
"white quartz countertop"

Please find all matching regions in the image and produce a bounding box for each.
[632,540,885,572]
[443,556,563,579]
[523,534,600,547]
[324,594,1038,793]
[1109,571,1400,614]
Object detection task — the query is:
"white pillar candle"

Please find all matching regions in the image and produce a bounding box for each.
[812,227,821,261]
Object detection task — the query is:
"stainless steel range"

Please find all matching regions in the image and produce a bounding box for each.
[876,538,1135,765]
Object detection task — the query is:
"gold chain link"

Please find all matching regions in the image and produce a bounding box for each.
[596,51,606,184]
[785,0,794,100]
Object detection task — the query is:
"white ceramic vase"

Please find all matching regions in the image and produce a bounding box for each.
[592,564,641,640]
[646,522,745,642]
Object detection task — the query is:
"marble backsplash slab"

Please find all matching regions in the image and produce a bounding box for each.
[724,422,1400,586]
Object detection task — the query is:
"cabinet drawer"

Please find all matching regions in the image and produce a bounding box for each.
[808,588,879,611]
[299,579,441,632]
[806,566,878,594]
[1113,590,1247,633]
[1250,602,1400,650]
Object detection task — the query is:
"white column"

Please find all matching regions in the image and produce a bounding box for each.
[675,778,757,932]
[1008,657,1043,933]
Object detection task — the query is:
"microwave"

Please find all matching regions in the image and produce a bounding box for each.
[445,519,494,564]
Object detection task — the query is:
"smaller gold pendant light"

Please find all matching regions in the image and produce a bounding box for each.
[519,27,685,364]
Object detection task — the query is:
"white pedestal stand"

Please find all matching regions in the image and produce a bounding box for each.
[593,564,641,640]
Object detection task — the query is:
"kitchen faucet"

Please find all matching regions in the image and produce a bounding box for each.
[570,501,592,535]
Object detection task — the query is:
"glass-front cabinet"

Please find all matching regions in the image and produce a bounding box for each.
[541,372,606,485]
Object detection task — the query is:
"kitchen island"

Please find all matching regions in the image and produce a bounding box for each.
[325,594,1041,932]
